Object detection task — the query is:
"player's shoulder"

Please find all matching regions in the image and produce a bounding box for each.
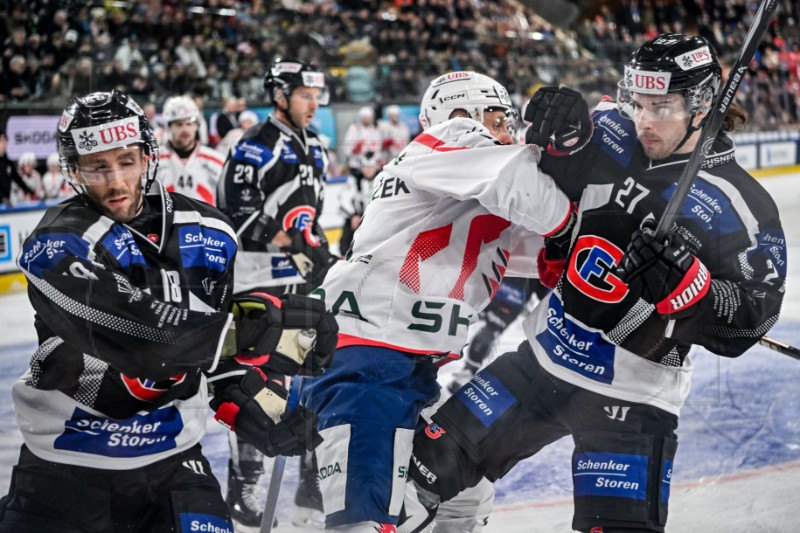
[230,122,280,166]
[170,193,235,230]
[196,145,226,167]
[35,197,98,233]
[410,118,497,151]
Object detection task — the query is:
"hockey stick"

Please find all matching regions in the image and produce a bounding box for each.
[654,0,780,241]
[759,335,800,361]
[259,376,304,533]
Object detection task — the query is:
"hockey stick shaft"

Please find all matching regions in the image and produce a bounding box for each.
[759,335,800,361]
[259,376,304,533]
[654,0,780,241]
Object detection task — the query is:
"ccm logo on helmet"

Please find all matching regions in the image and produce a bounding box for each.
[566,235,628,303]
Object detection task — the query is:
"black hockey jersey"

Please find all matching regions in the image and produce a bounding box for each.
[216,115,329,291]
[14,181,238,468]
[522,100,786,416]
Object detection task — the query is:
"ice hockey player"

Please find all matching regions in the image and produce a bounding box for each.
[400,33,786,533]
[216,58,337,528]
[158,94,225,205]
[301,70,578,531]
[379,104,410,164]
[0,89,337,532]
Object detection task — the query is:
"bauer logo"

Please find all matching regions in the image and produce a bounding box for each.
[54,406,182,457]
[178,225,235,272]
[454,370,516,427]
[573,452,647,500]
[536,295,615,384]
[179,513,234,533]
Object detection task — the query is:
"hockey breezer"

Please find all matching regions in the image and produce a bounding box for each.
[653,0,780,240]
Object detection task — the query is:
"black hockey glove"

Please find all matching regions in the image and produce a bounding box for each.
[211,367,322,457]
[524,86,592,156]
[537,207,577,289]
[284,228,339,288]
[230,291,338,375]
[617,221,711,318]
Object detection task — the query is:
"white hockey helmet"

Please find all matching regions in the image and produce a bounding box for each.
[419,71,514,130]
[18,152,37,167]
[162,95,200,125]
[46,152,60,168]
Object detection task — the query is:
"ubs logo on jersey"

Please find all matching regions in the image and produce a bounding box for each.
[283,205,319,245]
[566,235,628,303]
[121,372,187,402]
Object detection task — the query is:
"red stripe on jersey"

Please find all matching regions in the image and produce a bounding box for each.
[336,333,458,359]
[413,132,469,152]
[197,152,225,166]
[197,184,215,205]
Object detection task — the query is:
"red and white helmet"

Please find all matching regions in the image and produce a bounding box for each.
[419,71,514,130]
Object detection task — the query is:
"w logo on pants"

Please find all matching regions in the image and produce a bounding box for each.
[604,405,630,422]
[183,460,207,476]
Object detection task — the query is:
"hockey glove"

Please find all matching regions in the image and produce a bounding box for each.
[284,228,338,288]
[537,208,577,289]
[524,86,592,156]
[211,367,322,457]
[230,292,338,375]
[617,221,711,318]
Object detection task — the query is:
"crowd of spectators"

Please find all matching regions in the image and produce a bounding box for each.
[0,0,799,132]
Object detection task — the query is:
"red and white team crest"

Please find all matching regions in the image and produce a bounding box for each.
[424,423,447,440]
[283,205,319,245]
[121,372,186,402]
[566,235,628,303]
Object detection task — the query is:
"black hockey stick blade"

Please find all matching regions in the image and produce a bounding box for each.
[759,335,800,361]
[654,0,780,241]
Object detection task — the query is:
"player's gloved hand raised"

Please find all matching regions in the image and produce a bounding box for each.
[211,368,322,457]
[524,86,592,156]
[284,228,339,288]
[617,220,711,318]
[537,207,576,289]
[231,291,338,375]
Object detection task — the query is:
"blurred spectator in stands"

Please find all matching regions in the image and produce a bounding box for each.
[175,34,207,79]
[3,28,27,72]
[11,152,43,205]
[114,35,145,73]
[378,105,410,164]
[0,133,34,208]
[216,110,259,156]
[213,96,244,144]
[1,55,33,101]
[41,152,75,200]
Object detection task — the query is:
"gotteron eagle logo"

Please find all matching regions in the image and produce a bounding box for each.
[566,235,628,303]
[121,373,187,402]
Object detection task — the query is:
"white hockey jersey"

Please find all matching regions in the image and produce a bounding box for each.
[317,118,571,359]
[41,170,76,200]
[343,122,384,168]
[379,119,410,164]
[157,144,225,205]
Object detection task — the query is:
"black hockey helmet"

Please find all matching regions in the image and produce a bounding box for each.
[57,90,160,194]
[618,33,721,120]
[263,58,330,106]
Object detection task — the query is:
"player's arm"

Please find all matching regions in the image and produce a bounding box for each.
[619,207,786,357]
[19,227,233,380]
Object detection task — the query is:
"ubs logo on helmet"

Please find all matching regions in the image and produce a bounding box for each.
[566,235,628,303]
[283,205,319,245]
